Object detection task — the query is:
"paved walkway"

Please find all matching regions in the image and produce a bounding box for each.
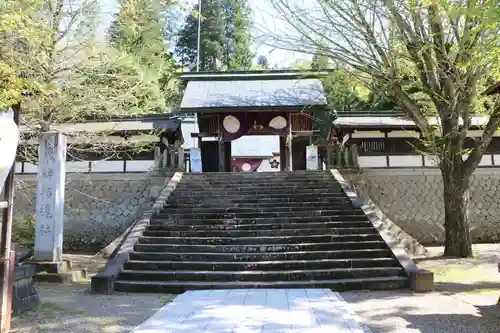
[131,289,370,333]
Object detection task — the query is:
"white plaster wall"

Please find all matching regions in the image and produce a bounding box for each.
[257,157,281,172]
[388,155,422,167]
[358,156,387,168]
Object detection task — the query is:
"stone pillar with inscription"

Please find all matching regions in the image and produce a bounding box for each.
[34,133,66,262]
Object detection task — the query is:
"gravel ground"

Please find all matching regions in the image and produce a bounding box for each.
[11,253,175,333]
[9,245,500,332]
[342,243,500,333]
[342,290,500,333]
[11,282,175,333]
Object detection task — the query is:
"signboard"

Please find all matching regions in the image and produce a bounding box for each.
[190,148,202,173]
[306,145,319,170]
[0,110,19,194]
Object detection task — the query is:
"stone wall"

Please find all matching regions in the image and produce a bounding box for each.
[344,168,500,245]
[14,173,170,252]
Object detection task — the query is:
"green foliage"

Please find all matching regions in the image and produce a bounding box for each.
[0,63,26,109]
[12,215,36,249]
[322,70,372,112]
[0,0,181,131]
[176,0,253,71]
[176,1,225,71]
[256,55,270,69]
[108,0,180,112]
[221,0,253,69]
[311,54,329,70]
[0,0,46,108]
[61,49,168,117]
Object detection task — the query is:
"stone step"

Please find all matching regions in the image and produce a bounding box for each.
[150,215,369,226]
[168,194,350,202]
[171,189,345,195]
[142,226,378,237]
[133,241,387,253]
[114,276,409,293]
[156,210,365,220]
[118,267,405,283]
[165,202,352,209]
[178,182,336,188]
[129,248,394,262]
[179,174,334,179]
[160,205,357,214]
[181,179,336,185]
[123,257,400,272]
[138,234,382,245]
[147,220,372,231]
[184,179,335,183]
[182,171,331,179]
[175,182,340,189]
[166,197,352,205]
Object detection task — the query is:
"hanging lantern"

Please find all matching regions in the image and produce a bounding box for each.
[0,109,20,194]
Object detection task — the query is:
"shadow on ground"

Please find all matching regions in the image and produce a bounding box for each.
[343,289,500,333]
[11,282,175,333]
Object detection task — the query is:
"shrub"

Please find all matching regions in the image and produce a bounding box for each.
[12,215,36,249]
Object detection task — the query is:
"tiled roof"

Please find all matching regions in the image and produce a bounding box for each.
[334,115,490,128]
[180,79,328,110]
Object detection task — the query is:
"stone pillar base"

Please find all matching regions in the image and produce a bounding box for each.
[409,269,435,292]
[28,260,87,284]
[12,263,39,316]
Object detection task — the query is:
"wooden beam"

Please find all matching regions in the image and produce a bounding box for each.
[217,114,225,172]
[288,112,293,171]
[280,137,286,171]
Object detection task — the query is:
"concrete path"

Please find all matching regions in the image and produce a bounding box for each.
[131,289,370,333]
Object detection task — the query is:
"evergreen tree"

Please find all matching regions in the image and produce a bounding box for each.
[176,1,225,71]
[311,54,330,70]
[221,0,253,69]
[175,0,252,71]
[108,0,179,110]
[256,55,270,69]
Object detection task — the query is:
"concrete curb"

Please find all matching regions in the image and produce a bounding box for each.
[330,169,435,292]
[90,172,183,294]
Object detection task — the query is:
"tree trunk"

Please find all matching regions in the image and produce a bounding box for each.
[441,161,473,257]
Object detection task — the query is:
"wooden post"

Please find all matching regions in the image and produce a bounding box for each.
[344,146,351,168]
[326,144,333,169]
[153,146,161,170]
[287,112,293,171]
[177,146,185,171]
[162,148,168,169]
[335,145,343,167]
[351,144,359,167]
[0,104,20,333]
[161,137,170,169]
[279,136,286,171]
[170,142,176,170]
[217,113,225,172]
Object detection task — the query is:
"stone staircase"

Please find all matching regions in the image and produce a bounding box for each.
[114,171,409,293]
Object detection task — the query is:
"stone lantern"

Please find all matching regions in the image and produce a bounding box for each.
[0,109,20,193]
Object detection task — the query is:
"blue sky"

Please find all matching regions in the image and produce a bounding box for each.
[98,0,307,67]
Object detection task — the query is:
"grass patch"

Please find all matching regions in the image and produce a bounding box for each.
[429,265,488,282]
[38,302,65,313]
[461,288,500,295]
[35,301,84,317]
